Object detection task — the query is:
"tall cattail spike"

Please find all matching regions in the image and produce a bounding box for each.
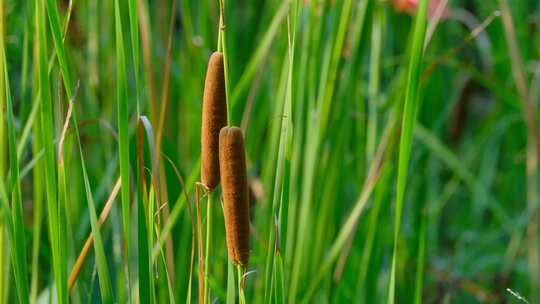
[219,126,250,266]
[201,52,228,190]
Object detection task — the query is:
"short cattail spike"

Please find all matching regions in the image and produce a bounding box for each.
[219,127,250,266]
[201,52,228,190]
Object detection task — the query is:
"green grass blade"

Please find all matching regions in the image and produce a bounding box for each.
[128,0,140,114]
[148,186,156,303]
[2,32,30,304]
[137,116,156,304]
[387,0,429,303]
[0,189,16,303]
[78,139,114,303]
[138,186,152,304]
[36,1,63,303]
[263,1,298,301]
[115,0,132,289]
[274,251,285,304]
[0,0,5,182]
[0,2,5,301]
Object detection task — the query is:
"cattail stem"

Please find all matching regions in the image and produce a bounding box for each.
[226,260,236,303]
[217,5,223,53]
[237,265,246,304]
[203,191,213,302]
[218,0,232,125]
[195,185,205,304]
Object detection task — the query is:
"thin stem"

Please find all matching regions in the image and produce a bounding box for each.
[0,0,5,302]
[196,185,205,304]
[203,191,213,303]
[217,3,223,53]
[0,231,3,304]
[226,260,235,304]
[237,265,246,304]
[218,0,232,125]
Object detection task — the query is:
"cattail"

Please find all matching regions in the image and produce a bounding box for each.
[201,52,228,190]
[219,126,250,266]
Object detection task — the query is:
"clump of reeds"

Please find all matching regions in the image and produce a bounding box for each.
[219,126,250,266]
[201,52,228,190]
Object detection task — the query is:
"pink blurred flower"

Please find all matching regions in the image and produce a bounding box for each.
[394,0,450,18]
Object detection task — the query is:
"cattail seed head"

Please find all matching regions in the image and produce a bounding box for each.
[219,126,250,266]
[201,52,228,190]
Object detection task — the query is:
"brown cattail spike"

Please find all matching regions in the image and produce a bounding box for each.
[201,52,228,190]
[219,127,250,266]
